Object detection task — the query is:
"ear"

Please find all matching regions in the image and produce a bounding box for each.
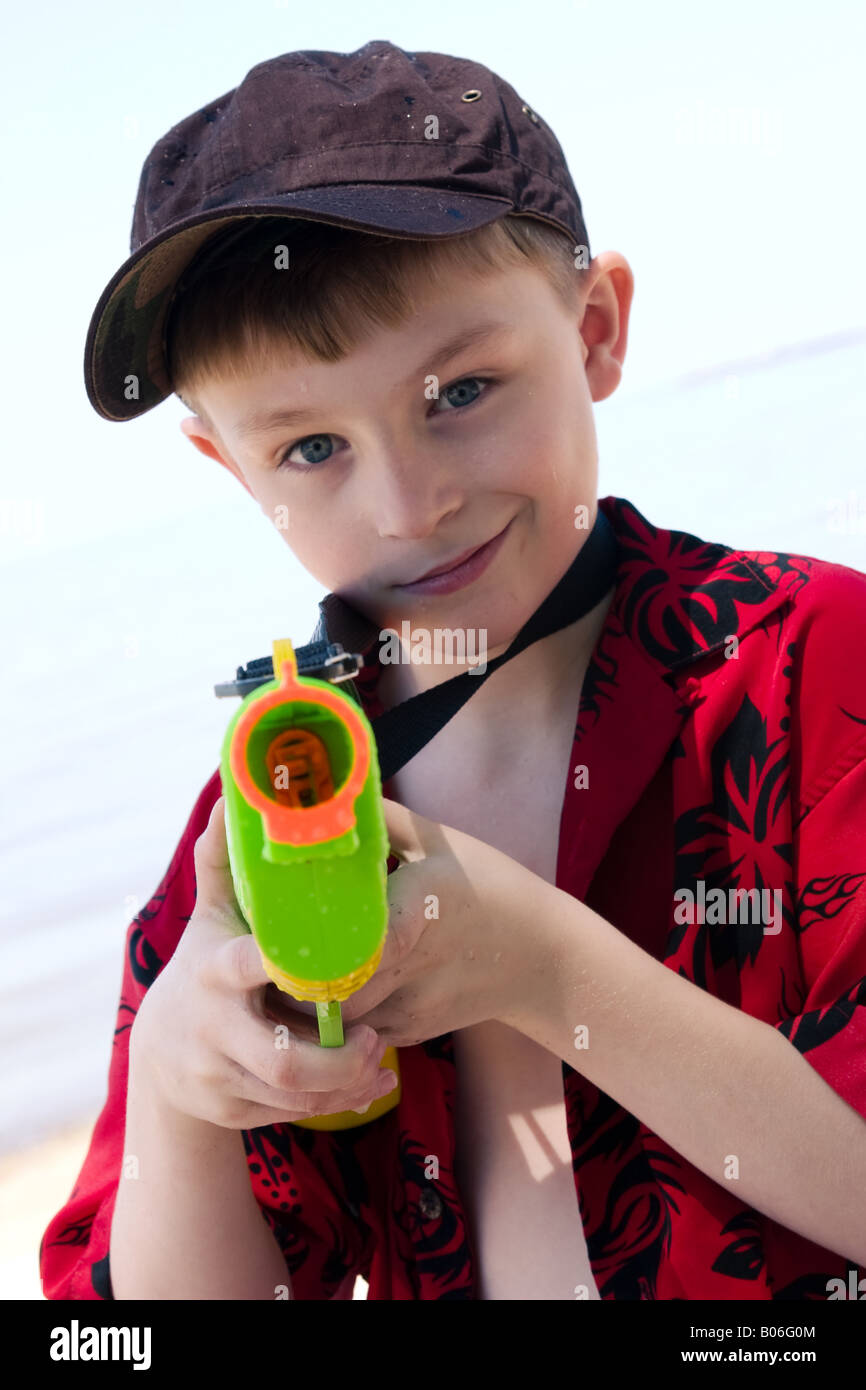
[179,415,255,498]
[579,251,635,404]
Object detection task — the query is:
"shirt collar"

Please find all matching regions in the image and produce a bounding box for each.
[599,495,801,675]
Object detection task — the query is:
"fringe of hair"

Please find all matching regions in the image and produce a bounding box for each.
[166,214,591,424]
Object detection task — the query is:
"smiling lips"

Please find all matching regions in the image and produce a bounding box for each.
[395,519,513,594]
[411,538,493,583]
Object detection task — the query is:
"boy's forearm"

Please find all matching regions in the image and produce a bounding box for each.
[110,1059,291,1300]
[507,885,866,1267]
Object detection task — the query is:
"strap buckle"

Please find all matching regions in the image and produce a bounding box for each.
[213,641,361,698]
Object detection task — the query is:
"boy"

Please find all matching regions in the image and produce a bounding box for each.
[42,41,866,1300]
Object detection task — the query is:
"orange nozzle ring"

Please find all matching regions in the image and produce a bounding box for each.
[229,658,370,846]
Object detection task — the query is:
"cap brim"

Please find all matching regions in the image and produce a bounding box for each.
[84,184,513,422]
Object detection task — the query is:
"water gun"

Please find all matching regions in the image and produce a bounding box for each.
[217,638,400,1130]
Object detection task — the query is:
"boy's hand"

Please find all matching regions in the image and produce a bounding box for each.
[129,797,395,1130]
[339,799,552,1046]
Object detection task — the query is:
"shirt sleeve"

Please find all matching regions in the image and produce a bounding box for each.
[775,754,866,1120]
[39,770,373,1300]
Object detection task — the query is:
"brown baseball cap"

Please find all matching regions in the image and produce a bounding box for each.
[84,39,590,422]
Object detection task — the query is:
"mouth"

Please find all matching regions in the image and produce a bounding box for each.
[393,518,514,595]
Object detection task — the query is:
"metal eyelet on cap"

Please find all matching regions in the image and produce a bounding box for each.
[461,89,482,102]
[522,103,540,124]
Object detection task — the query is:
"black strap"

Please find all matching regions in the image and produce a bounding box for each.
[370,508,619,782]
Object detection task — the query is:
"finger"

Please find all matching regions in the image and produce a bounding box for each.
[214,1026,395,1126]
[336,948,398,1025]
[338,951,407,1023]
[239,1011,385,1095]
[382,798,427,863]
[337,870,420,1023]
[335,860,417,1022]
[226,1062,398,1128]
[339,988,390,1026]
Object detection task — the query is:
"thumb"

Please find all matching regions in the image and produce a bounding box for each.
[190,797,270,986]
[193,795,242,917]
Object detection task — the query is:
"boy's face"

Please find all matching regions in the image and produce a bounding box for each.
[182,249,633,658]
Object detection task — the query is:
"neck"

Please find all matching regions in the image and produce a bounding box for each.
[375,584,615,720]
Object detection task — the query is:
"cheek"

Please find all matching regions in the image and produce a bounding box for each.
[260,493,358,589]
[499,381,589,468]
[500,397,597,541]
[253,477,293,533]
[495,409,586,496]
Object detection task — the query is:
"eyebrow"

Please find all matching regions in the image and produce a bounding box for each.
[233,319,515,439]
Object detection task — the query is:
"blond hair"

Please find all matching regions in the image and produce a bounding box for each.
[165,214,590,428]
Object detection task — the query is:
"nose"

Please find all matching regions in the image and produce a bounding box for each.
[371,441,464,540]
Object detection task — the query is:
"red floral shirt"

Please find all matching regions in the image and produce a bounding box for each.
[41,495,866,1300]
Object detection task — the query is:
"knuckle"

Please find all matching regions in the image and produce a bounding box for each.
[214,1094,245,1128]
[220,931,253,984]
[284,1090,319,1117]
[189,1047,218,1092]
[264,1044,298,1092]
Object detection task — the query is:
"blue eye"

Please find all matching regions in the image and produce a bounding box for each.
[432,376,490,412]
[279,434,334,470]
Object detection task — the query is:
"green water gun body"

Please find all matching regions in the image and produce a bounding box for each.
[219,639,400,1129]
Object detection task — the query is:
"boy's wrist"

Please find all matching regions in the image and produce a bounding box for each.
[126,1029,210,1140]
[126,1054,241,1166]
